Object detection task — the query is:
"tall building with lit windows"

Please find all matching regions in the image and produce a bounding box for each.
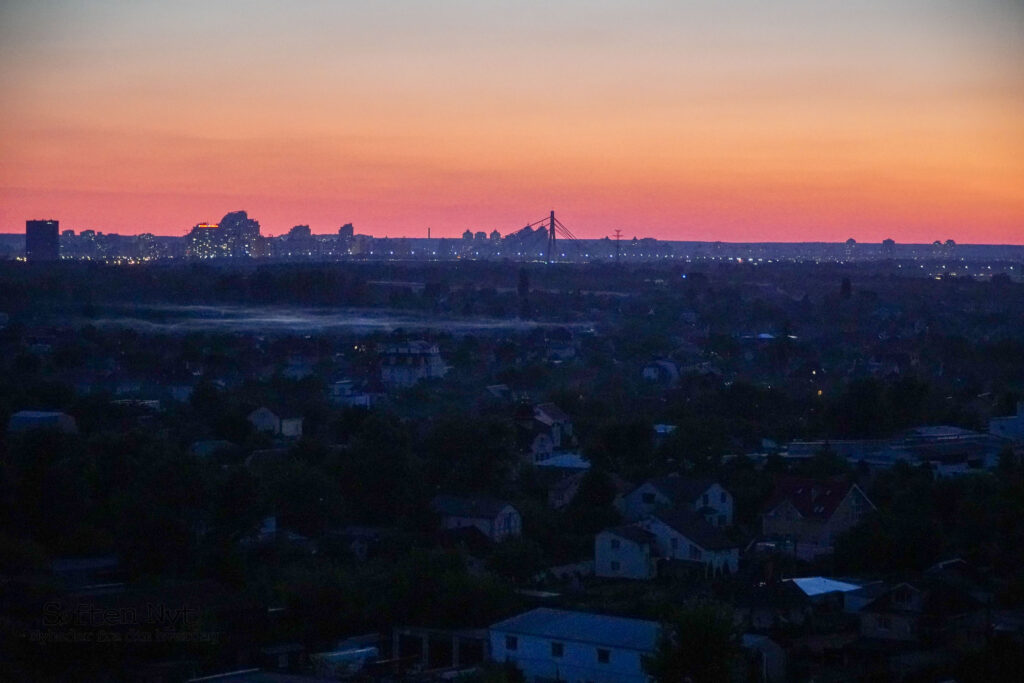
[25,219,60,262]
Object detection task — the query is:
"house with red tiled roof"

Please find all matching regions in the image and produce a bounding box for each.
[761,477,874,559]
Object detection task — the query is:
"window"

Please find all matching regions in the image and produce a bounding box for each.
[671,538,678,550]
[611,561,620,571]
[551,642,564,657]
[718,514,726,527]
[597,648,610,664]
[702,493,709,506]
[642,492,655,504]
[689,546,702,561]
[505,635,518,651]
[610,538,620,550]
[720,491,727,503]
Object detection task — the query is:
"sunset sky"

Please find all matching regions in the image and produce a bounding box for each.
[1,1,1022,243]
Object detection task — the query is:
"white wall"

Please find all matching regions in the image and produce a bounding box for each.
[640,517,739,573]
[490,631,652,683]
[594,532,655,580]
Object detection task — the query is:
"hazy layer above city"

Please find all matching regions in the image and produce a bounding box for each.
[73,304,596,336]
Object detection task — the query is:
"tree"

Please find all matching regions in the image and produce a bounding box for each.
[565,469,622,535]
[485,538,545,583]
[645,602,740,683]
[517,267,530,318]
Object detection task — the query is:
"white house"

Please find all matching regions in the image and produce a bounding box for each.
[595,525,658,580]
[533,402,574,450]
[248,406,303,438]
[619,476,733,527]
[640,510,740,574]
[379,340,448,388]
[489,608,658,683]
[329,380,371,408]
[642,359,679,384]
[430,495,522,542]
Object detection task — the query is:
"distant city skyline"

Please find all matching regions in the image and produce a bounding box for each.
[2,1,1022,244]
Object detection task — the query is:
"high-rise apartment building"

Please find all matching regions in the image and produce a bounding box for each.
[26,219,60,262]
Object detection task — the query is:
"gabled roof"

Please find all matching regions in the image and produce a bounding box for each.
[534,403,570,425]
[650,510,737,551]
[490,608,659,652]
[644,476,718,505]
[862,578,982,617]
[603,524,657,546]
[764,476,864,520]
[430,495,514,520]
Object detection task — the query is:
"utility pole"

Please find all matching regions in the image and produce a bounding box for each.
[613,229,622,264]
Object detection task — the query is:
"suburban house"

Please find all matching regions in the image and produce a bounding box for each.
[642,359,679,384]
[379,340,448,388]
[857,578,986,647]
[761,476,875,559]
[430,495,522,542]
[489,608,659,683]
[640,510,740,574]
[741,634,787,683]
[515,401,576,463]
[533,402,575,450]
[594,525,658,580]
[247,406,304,438]
[619,476,734,526]
[328,379,372,408]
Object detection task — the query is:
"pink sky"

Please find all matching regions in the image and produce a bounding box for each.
[2,1,1022,243]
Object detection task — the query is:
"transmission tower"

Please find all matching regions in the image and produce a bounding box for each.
[613,229,622,263]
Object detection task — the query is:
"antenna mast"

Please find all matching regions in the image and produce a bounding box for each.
[546,210,556,264]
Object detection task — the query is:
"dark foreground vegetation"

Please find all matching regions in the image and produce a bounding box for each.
[1,259,1023,681]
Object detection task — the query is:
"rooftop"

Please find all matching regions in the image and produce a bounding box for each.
[490,608,659,652]
[787,577,863,597]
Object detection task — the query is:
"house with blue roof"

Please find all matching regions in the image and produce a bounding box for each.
[489,607,658,683]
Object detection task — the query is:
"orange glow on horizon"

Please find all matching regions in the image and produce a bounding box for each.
[1,1,1022,243]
